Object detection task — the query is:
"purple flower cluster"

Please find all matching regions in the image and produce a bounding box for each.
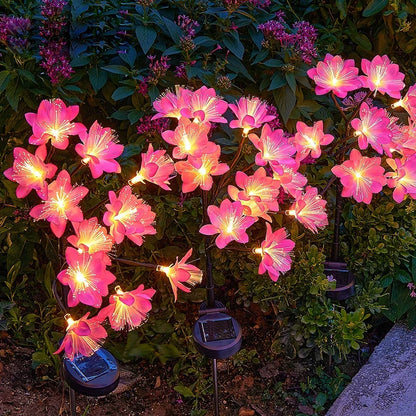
[0,15,31,51]
[177,15,199,37]
[222,0,248,10]
[248,0,271,7]
[342,91,374,111]
[148,55,170,84]
[136,115,170,136]
[39,0,73,84]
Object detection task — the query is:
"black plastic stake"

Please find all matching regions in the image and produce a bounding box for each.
[213,359,219,416]
[69,387,76,416]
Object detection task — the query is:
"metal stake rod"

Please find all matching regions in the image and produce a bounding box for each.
[213,359,219,416]
[69,387,76,416]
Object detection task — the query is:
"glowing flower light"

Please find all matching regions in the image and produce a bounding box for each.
[157,249,203,301]
[307,54,361,98]
[200,199,257,248]
[175,145,229,193]
[392,84,416,120]
[253,223,295,281]
[98,285,156,331]
[29,170,88,238]
[75,121,124,178]
[129,144,175,190]
[386,156,416,203]
[103,185,156,245]
[287,186,328,233]
[54,313,107,361]
[292,120,334,160]
[25,99,86,150]
[331,149,386,204]
[360,55,405,98]
[4,145,57,199]
[272,164,307,198]
[152,86,193,120]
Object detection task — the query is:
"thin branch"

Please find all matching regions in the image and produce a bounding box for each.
[331,92,348,123]
[113,258,157,269]
[320,176,338,196]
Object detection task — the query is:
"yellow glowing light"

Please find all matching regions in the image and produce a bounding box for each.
[242,127,251,137]
[75,271,87,283]
[156,265,172,276]
[114,207,137,221]
[198,166,207,176]
[330,77,339,87]
[129,172,145,186]
[82,157,91,165]
[182,134,192,151]
[353,170,363,180]
[77,248,84,254]
[286,209,296,216]
[64,313,75,330]
[374,78,381,87]
[31,169,43,179]
[392,99,404,109]
[253,247,263,255]
[115,285,123,295]
[54,195,68,211]
[303,134,318,149]
[354,130,362,137]
[50,128,61,138]
[226,222,235,234]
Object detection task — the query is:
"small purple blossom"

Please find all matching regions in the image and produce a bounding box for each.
[177,15,199,37]
[137,115,170,136]
[0,15,31,51]
[327,274,336,283]
[342,92,374,111]
[174,63,187,79]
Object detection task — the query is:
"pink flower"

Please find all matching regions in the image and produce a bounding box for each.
[360,55,405,99]
[331,149,386,204]
[103,185,156,245]
[386,156,416,203]
[200,199,257,249]
[25,99,86,150]
[229,97,276,135]
[351,103,391,154]
[162,117,216,159]
[396,122,416,157]
[129,144,175,190]
[180,86,228,123]
[288,186,328,233]
[54,313,107,361]
[97,285,156,331]
[392,84,416,121]
[75,121,124,178]
[57,247,116,308]
[157,248,203,301]
[175,145,229,192]
[307,54,361,98]
[228,168,280,221]
[152,86,193,120]
[4,145,57,199]
[29,170,88,238]
[248,124,296,169]
[292,120,334,161]
[272,164,307,198]
[254,223,295,281]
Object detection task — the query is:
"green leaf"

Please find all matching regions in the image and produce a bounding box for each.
[223,32,244,59]
[397,270,412,284]
[268,71,286,91]
[102,65,130,75]
[163,17,182,43]
[363,0,388,17]
[380,275,393,288]
[226,55,254,82]
[17,69,35,83]
[336,0,348,19]
[0,71,11,93]
[285,72,296,94]
[315,392,327,407]
[136,25,157,54]
[350,32,372,51]
[111,86,135,101]
[273,86,296,123]
[156,344,182,363]
[152,320,174,334]
[174,385,195,398]
[88,67,108,92]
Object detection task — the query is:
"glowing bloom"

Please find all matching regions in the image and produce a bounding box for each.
[152,86,193,120]
[331,149,386,204]
[272,164,307,198]
[103,185,156,245]
[162,117,216,159]
[67,217,113,264]
[351,103,391,154]
[175,145,229,192]
[397,122,416,157]
[254,223,295,281]
[386,156,416,203]
[200,199,257,249]
[75,121,124,178]
[57,247,116,308]
[25,99,86,150]
[129,144,175,190]
[29,170,88,238]
[97,285,156,331]
[157,248,203,301]
[180,85,228,123]
[228,168,280,221]
[248,124,296,169]
[392,84,416,120]
[54,313,107,361]
[229,97,275,135]
[360,55,405,99]
[292,120,334,161]
[307,54,361,98]
[4,145,57,199]
[288,186,328,233]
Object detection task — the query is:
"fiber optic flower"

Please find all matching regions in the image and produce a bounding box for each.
[287,186,328,233]
[54,313,107,361]
[162,117,216,159]
[200,199,257,248]
[157,249,203,301]
[253,223,295,281]
[351,103,391,154]
[29,170,88,238]
[386,156,416,203]
[229,97,276,135]
[180,86,228,123]
[75,121,124,178]
[307,54,361,98]
[392,84,416,120]
[331,149,386,204]
[129,144,175,190]
[397,122,416,157]
[97,285,156,331]
[58,247,116,308]
[175,145,229,192]
[152,86,193,120]
[67,217,113,264]
[103,185,156,245]
[25,99,86,150]
[292,120,334,161]
[272,164,307,198]
[360,55,405,99]
[248,124,296,169]
[228,168,280,221]
[4,145,57,199]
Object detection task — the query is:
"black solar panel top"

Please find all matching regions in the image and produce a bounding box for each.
[199,318,236,342]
